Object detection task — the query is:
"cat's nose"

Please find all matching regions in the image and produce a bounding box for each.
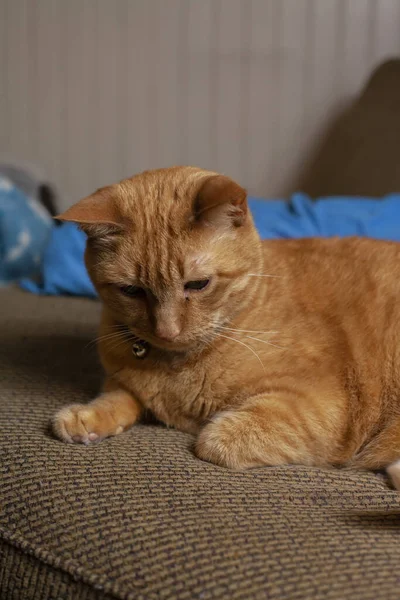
[155,321,181,342]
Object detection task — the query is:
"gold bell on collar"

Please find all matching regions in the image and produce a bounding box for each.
[132,340,149,359]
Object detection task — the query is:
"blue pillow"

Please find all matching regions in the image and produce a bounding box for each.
[21,222,97,297]
[0,176,53,285]
[249,193,400,240]
[20,193,400,298]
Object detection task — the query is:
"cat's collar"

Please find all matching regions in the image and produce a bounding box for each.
[132,339,150,359]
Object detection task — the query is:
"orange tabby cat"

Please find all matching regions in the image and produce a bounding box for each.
[53,166,400,489]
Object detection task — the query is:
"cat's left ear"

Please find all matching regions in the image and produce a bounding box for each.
[56,186,125,236]
[193,175,248,228]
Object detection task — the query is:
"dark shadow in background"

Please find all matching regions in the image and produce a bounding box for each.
[291,59,400,199]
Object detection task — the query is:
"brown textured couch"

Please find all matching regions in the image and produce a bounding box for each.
[1,289,400,600]
[2,60,400,600]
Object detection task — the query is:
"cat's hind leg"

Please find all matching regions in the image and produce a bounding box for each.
[195,391,345,469]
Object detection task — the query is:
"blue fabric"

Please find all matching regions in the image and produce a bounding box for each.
[249,193,400,241]
[21,222,97,297]
[20,193,400,298]
[0,175,53,285]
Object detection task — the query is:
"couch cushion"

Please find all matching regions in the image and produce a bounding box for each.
[1,288,400,600]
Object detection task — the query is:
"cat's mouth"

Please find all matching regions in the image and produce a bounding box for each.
[126,328,188,352]
[147,337,195,352]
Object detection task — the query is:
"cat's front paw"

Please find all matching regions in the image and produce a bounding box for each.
[195,411,256,469]
[52,403,125,445]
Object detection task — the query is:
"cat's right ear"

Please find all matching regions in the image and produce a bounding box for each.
[55,186,125,236]
[192,175,248,229]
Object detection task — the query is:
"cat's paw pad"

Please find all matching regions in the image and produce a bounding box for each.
[52,403,125,445]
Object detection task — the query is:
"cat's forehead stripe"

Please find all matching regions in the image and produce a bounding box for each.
[184,253,212,278]
[193,254,210,266]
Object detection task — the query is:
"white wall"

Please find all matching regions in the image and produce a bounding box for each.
[1,0,400,209]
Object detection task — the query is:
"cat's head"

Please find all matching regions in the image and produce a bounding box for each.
[58,167,262,352]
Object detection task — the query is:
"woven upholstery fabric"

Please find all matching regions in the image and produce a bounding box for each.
[1,289,400,600]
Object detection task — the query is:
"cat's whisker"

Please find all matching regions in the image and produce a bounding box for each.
[215,325,283,349]
[215,332,266,373]
[219,325,279,335]
[98,332,131,343]
[244,335,284,350]
[86,331,133,349]
[87,325,130,345]
[247,273,282,278]
[86,335,124,349]
[104,335,134,353]
[98,331,130,339]
[88,331,129,342]
[201,338,215,351]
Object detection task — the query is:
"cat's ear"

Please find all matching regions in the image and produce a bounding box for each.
[193,175,247,228]
[56,186,124,236]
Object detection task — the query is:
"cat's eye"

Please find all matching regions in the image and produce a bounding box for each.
[119,285,146,298]
[184,278,210,292]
